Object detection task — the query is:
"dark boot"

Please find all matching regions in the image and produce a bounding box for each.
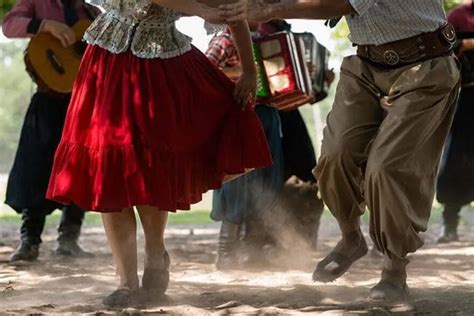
[10,242,40,262]
[10,209,45,262]
[55,204,93,257]
[241,219,272,268]
[216,221,240,270]
[437,203,462,243]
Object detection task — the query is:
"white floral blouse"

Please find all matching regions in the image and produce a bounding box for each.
[84,0,192,59]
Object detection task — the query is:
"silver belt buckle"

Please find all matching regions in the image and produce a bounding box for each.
[441,24,456,45]
[384,50,400,66]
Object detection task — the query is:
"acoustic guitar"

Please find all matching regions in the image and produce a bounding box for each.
[24,19,92,94]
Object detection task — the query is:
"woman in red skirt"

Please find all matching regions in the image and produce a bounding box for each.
[46,0,271,307]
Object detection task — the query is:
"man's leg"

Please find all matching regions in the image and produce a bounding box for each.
[313,56,384,281]
[56,203,93,257]
[10,208,46,262]
[365,56,460,300]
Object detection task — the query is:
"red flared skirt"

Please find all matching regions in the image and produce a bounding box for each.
[46,45,272,212]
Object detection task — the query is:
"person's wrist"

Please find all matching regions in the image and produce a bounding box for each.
[40,20,50,33]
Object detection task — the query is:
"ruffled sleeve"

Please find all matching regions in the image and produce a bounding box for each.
[83,3,192,59]
[84,12,137,54]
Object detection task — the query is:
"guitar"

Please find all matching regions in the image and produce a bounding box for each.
[24,19,92,94]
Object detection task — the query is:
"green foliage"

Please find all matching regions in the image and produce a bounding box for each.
[0,0,16,20]
[444,0,464,12]
[329,19,353,62]
[0,40,31,171]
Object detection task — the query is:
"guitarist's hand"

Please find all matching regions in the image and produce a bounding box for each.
[42,20,76,48]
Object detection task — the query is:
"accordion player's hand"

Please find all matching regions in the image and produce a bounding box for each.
[325,69,336,85]
[234,71,257,109]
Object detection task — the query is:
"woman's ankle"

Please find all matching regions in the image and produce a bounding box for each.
[119,276,140,290]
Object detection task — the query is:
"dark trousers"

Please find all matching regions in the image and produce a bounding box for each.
[21,204,85,245]
[7,92,86,245]
[442,203,462,227]
[279,109,317,183]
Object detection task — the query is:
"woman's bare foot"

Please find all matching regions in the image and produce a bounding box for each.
[142,251,170,300]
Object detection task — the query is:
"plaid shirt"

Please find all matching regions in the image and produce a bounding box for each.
[346,0,447,45]
[205,29,240,68]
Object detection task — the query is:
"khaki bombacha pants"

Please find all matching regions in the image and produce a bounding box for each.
[315,55,460,259]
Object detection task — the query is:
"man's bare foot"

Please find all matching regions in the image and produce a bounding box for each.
[312,229,368,282]
[369,268,409,301]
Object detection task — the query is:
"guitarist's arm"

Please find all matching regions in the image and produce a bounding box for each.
[2,0,42,38]
[2,0,75,47]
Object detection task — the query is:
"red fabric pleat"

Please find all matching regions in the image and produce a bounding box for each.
[46,46,272,212]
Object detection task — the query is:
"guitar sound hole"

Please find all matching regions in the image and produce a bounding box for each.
[46,49,65,75]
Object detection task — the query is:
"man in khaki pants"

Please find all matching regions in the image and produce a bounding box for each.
[219,0,461,301]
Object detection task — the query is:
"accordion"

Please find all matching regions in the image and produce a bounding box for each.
[295,32,331,102]
[222,30,330,111]
[252,31,315,111]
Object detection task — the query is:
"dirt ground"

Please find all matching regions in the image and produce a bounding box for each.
[1,214,473,315]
